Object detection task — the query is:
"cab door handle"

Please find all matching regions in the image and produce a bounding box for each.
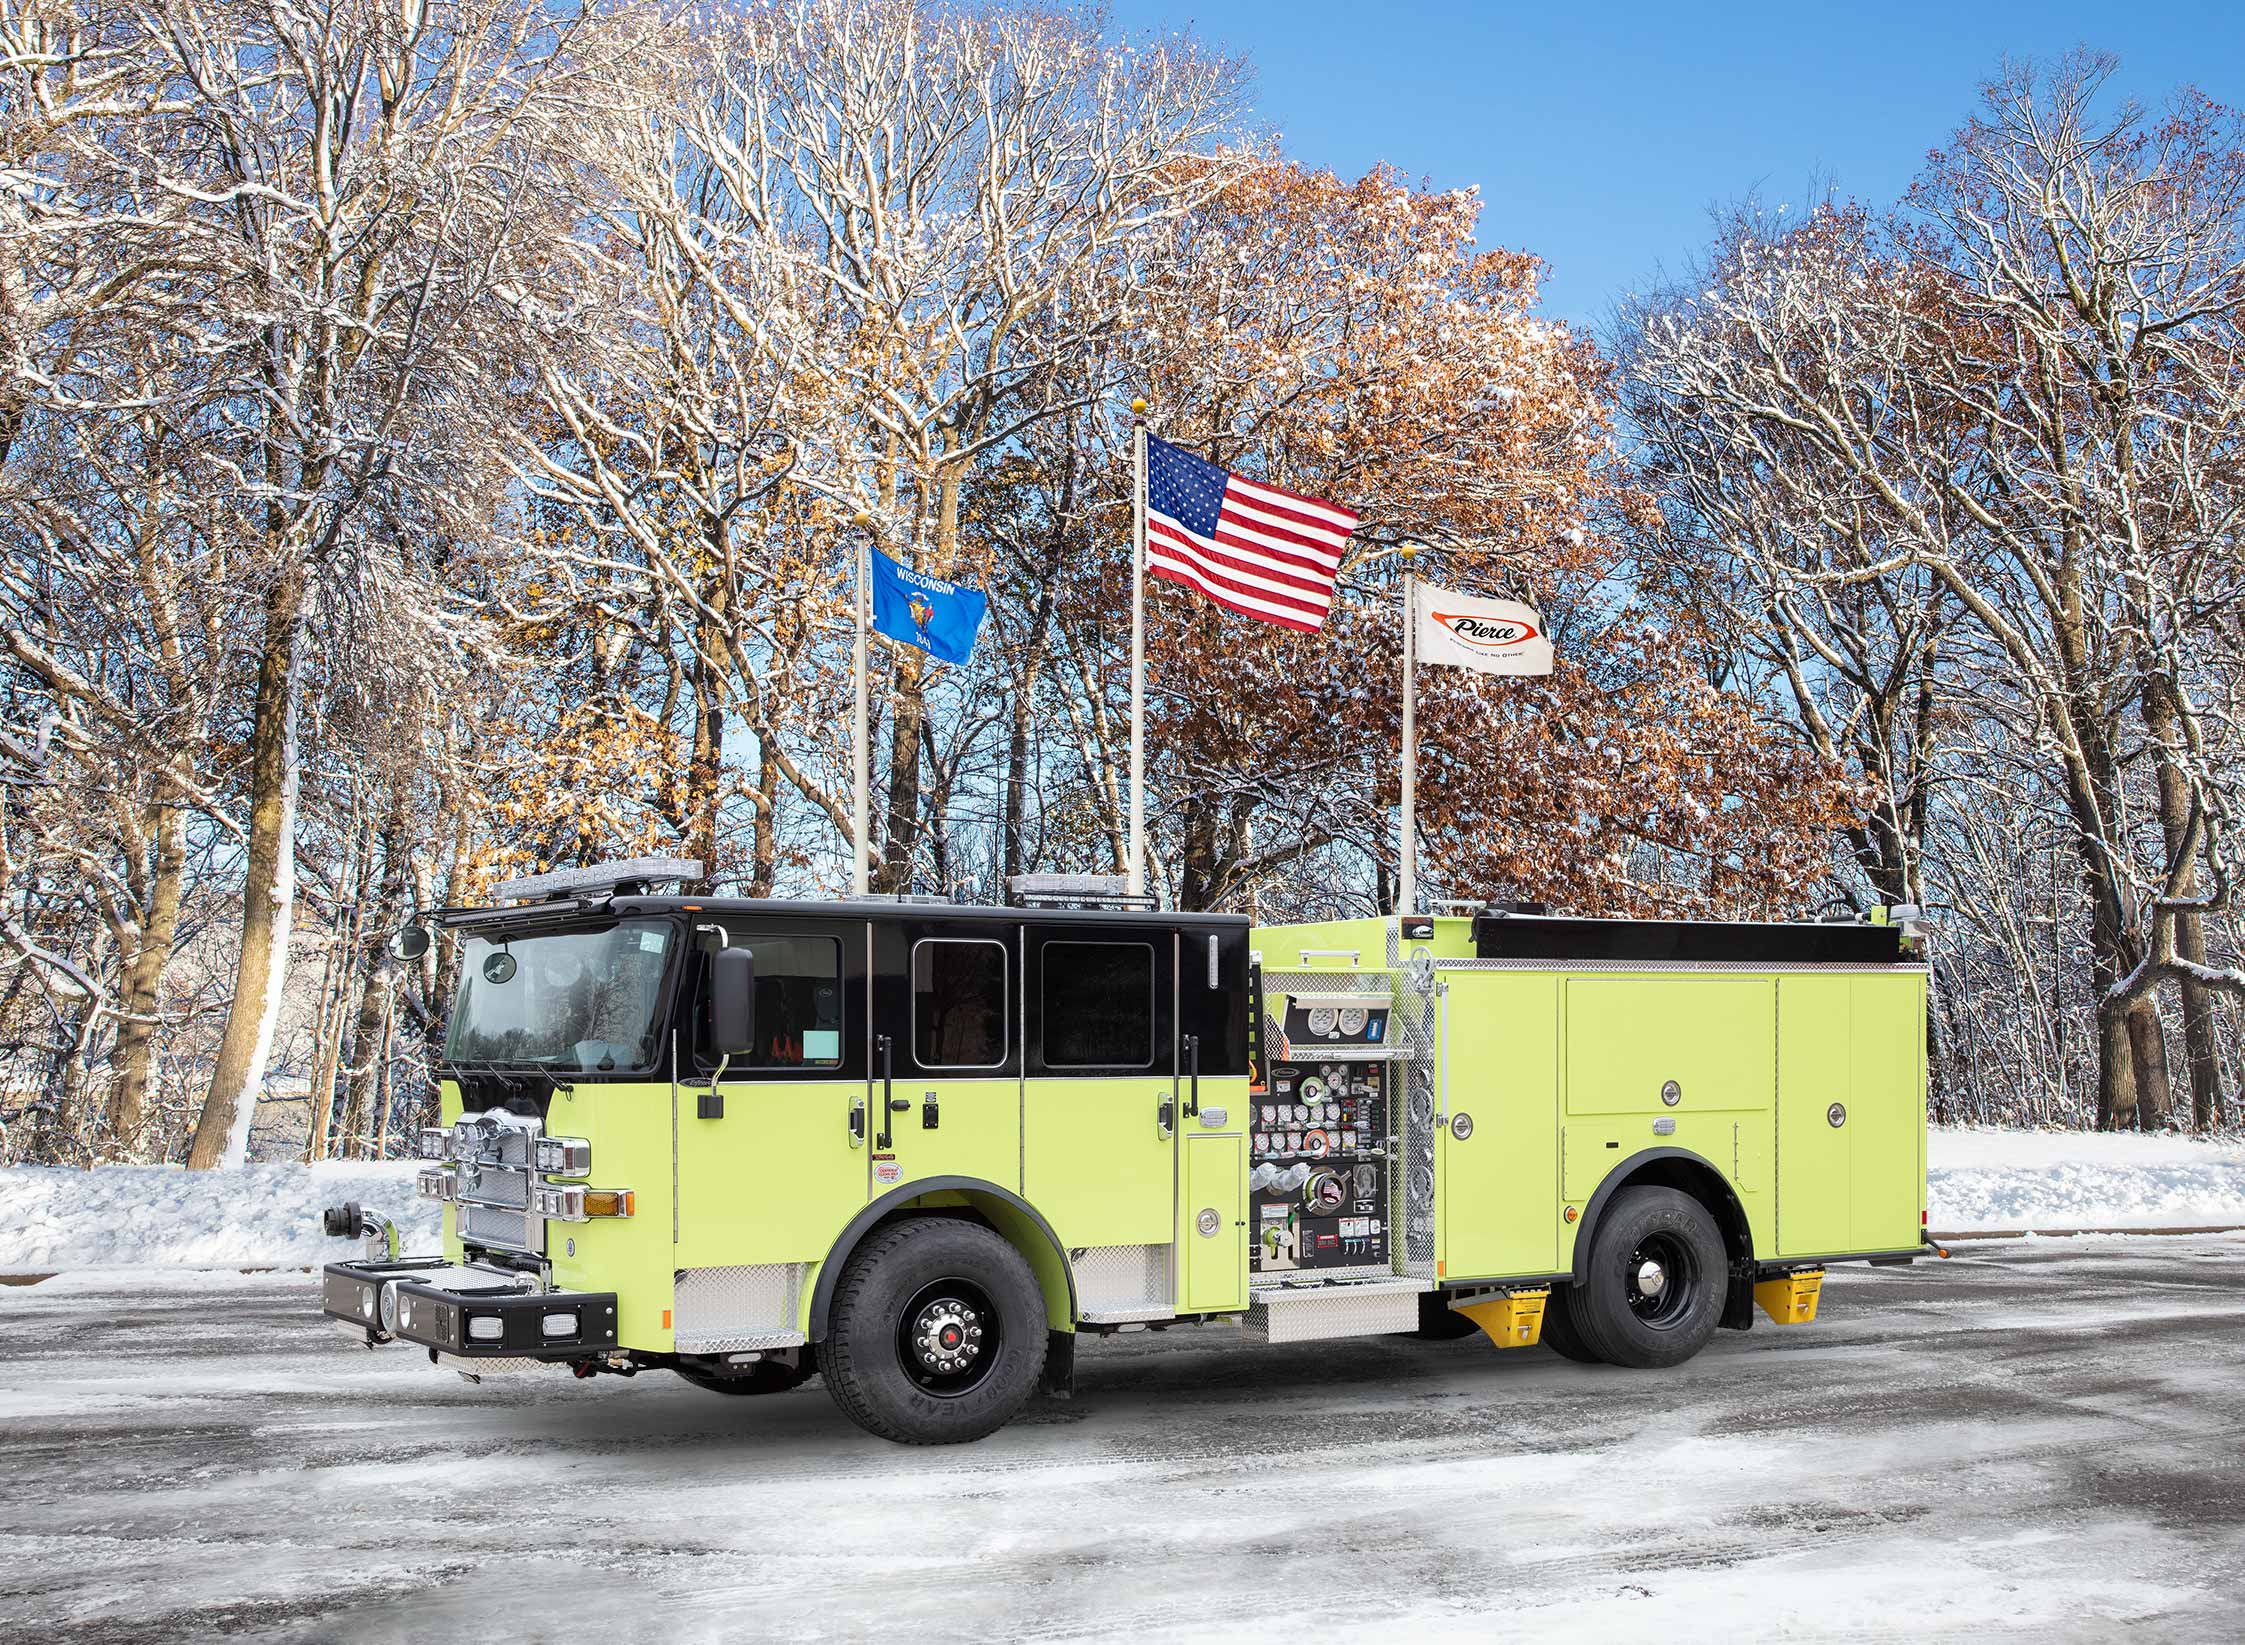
[1156,1094,1174,1140]
[848,1097,867,1147]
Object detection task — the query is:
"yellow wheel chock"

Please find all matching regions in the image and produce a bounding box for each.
[1753,1267,1825,1325]
[1451,1287,1550,1348]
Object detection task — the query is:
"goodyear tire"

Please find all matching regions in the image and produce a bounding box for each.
[1540,1288,1604,1363]
[1412,1290,1481,1340]
[823,1217,1047,1444]
[1569,1187,1726,1369]
[675,1358,813,1397]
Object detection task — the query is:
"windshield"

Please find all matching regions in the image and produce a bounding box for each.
[445,920,674,1072]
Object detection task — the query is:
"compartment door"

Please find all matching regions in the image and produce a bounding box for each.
[1439,972,1560,1282]
[1181,1133,1245,1312]
[1776,975,1853,1257]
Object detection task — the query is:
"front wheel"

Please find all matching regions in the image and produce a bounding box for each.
[823,1217,1048,1444]
[1569,1187,1727,1369]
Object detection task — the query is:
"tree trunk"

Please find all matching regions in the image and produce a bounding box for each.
[749,739,780,897]
[187,570,308,1169]
[107,798,186,1153]
[2125,1000,2174,1131]
[340,951,391,1159]
[2143,672,2227,1129]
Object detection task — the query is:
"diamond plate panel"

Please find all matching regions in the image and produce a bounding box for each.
[1243,1278,1431,1343]
[674,1263,809,1352]
[1072,1242,1173,1321]
[436,1354,548,1376]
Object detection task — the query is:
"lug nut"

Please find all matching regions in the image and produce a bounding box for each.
[964,1343,978,1356]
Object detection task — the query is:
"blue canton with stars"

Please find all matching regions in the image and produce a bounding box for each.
[1146,434,1228,536]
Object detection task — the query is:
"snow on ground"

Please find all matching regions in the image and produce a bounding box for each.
[1928,1127,2245,1231]
[0,1162,437,1272]
[3,1127,2242,1273]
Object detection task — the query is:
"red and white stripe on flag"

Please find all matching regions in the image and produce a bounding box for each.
[1143,434,1357,632]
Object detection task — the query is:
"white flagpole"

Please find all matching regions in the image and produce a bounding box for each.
[1127,399,1148,901]
[1398,542,1418,917]
[850,510,871,897]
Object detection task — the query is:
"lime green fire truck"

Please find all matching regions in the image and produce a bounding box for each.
[321,859,1932,1444]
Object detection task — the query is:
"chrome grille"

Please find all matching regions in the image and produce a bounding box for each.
[449,1110,545,1256]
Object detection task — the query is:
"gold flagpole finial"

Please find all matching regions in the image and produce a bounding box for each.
[1130,398,1148,417]
[1399,541,1419,562]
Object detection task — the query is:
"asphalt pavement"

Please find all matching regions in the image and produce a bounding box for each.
[3,1235,2242,1643]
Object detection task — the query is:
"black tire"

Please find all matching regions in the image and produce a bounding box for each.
[674,1358,813,1397]
[1412,1290,1482,1340]
[823,1217,1047,1444]
[1569,1186,1727,1369]
[1540,1287,1604,1363]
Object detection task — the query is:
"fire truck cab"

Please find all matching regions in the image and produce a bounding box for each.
[323,860,1930,1444]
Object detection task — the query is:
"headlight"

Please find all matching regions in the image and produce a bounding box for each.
[417,1165,456,1202]
[415,1127,450,1161]
[535,1136,592,1176]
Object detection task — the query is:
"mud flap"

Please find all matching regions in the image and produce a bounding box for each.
[1038,1330,1075,1399]
[1719,1259,1755,1331]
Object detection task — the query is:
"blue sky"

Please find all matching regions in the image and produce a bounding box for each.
[1121,1,2244,332]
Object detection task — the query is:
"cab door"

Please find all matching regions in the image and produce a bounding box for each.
[1021,925,1177,1308]
[872,919,1023,1194]
[675,916,870,1271]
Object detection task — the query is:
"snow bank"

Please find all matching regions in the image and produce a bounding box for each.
[0,1162,438,1272]
[1928,1127,2245,1231]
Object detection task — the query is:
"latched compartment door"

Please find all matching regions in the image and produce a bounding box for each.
[1846,973,1924,1253]
[1181,1133,1245,1312]
[1439,971,1560,1282]
[1776,975,1852,1258]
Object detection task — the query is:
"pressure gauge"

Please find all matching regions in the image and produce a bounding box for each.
[1303,1129,1330,1158]
[1305,1007,1337,1037]
[1337,1007,1368,1037]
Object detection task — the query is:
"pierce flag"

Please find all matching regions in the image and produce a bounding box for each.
[868,547,986,666]
[1412,581,1553,676]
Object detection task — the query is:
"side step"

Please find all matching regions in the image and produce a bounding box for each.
[1243,1277,1433,1344]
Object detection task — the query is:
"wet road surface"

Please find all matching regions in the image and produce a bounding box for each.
[3,1236,2242,1642]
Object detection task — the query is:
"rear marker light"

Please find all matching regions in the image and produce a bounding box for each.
[467,1315,504,1342]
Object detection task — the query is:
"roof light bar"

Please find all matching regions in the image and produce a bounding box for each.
[492,857,703,903]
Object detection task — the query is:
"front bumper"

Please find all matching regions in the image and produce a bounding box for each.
[322,1256,619,1360]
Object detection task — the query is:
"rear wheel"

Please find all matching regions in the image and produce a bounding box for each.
[1540,1287,1604,1363]
[823,1217,1047,1444]
[1569,1187,1727,1369]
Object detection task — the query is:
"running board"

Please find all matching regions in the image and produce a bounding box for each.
[1243,1277,1432,1344]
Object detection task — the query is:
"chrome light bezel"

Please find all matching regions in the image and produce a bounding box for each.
[535,1135,592,1176]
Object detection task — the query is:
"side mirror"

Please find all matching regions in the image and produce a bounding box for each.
[710,947,756,1057]
[389,924,431,962]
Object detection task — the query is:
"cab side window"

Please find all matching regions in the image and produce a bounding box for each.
[1041,942,1154,1069]
[700,930,844,1068]
[912,939,1007,1069]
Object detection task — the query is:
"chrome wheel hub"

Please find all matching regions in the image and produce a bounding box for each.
[911,1299,983,1375]
[1634,1258,1667,1299]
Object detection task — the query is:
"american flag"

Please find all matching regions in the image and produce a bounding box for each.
[1143,434,1358,633]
